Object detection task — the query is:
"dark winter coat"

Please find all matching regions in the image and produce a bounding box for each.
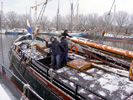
[60,36,68,52]
[61,32,72,38]
[46,40,65,56]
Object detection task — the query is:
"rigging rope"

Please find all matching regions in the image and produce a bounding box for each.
[108,0,115,15]
[37,0,48,27]
[99,0,116,43]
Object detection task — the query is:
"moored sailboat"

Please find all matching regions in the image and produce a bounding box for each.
[7,0,133,99]
[8,33,133,100]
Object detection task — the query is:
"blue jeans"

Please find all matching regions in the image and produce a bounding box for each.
[51,54,60,69]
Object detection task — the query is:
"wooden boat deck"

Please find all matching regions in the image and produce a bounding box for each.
[12,35,133,100]
[30,56,133,100]
[54,65,133,100]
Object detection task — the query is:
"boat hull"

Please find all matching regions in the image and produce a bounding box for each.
[103,36,133,43]
[103,36,123,41]
[5,32,27,35]
[10,49,74,100]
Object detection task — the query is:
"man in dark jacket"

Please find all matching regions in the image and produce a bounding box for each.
[60,36,68,66]
[46,37,65,69]
[61,30,72,38]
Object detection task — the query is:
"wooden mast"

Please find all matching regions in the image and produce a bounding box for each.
[76,1,79,32]
[57,0,60,31]
[1,2,3,33]
[0,2,4,64]
[35,1,37,30]
[70,1,73,33]
[113,0,116,35]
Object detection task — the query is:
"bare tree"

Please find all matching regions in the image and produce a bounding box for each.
[58,16,67,30]
[116,11,129,33]
[102,12,113,32]
[49,15,66,32]
[18,14,27,28]
[86,13,99,30]
[64,14,72,31]
[126,14,133,34]
[6,11,19,29]
[131,14,133,24]
[51,16,58,30]
[76,14,86,31]
[38,16,50,31]
[2,9,132,35]
[97,16,105,32]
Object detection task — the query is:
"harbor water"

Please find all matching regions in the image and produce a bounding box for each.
[0,34,18,67]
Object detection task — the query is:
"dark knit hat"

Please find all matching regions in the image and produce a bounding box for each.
[50,36,55,41]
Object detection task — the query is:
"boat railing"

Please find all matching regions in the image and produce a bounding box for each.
[15,46,108,100]
[35,57,108,100]
[14,47,67,99]
[0,62,44,100]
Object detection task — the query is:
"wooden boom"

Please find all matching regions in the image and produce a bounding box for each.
[70,37,133,58]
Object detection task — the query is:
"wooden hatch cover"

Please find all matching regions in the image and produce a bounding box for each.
[34,43,48,50]
[67,59,91,70]
[34,43,49,57]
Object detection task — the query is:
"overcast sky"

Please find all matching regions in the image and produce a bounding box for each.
[1,0,133,20]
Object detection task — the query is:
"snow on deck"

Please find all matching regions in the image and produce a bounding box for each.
[56,66,133,100]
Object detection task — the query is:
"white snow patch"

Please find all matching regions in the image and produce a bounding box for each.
[88,94,94,99]
[121,95,127,100]
[78,89,87,94]
[86,68,96,73]
[59,77,68,83]
[69,82,75,88]
[98,91,106,96]
[127,83,133,88]
[102,84,119,93]
[83,75,93,80]
[90,84,95,88]
[70,76,79,81]
[62,79,69,83]
[56,67,70,73]
[96,70,104,75]
[98,78,109,86]
[65,70,74,75]
[78,73,86,77]
[124,85,133,94]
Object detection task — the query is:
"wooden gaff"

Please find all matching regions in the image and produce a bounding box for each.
[70,37,133,58]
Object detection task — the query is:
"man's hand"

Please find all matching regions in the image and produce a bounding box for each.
[45,38,49,41]
[66,36,70,39]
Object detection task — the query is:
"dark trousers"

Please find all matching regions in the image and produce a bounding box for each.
[51,54,60,69]
[60,52,68,67]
